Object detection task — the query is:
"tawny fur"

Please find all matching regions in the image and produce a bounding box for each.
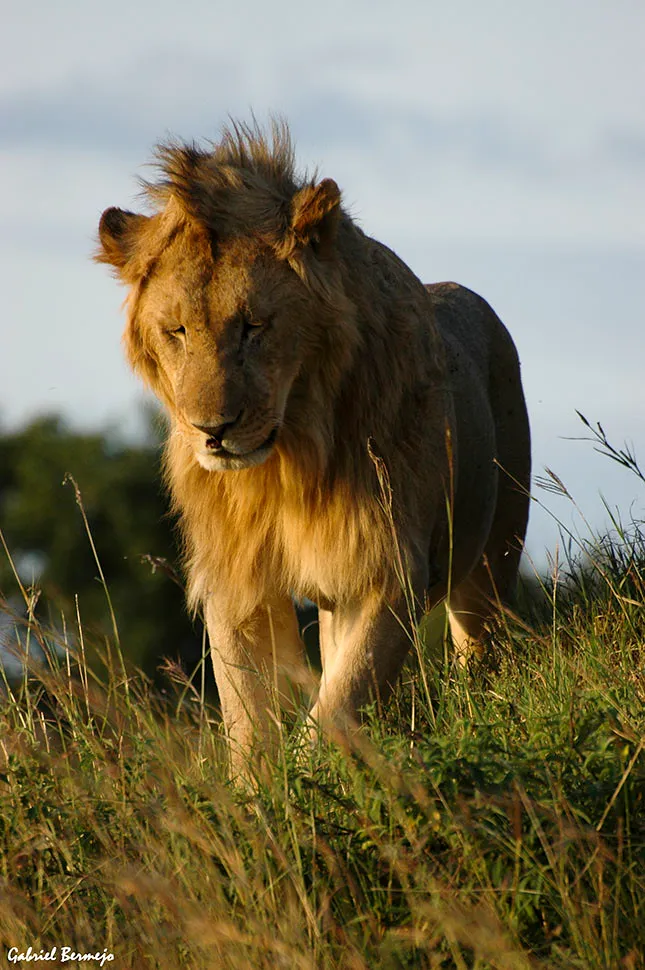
[96,120,531,780]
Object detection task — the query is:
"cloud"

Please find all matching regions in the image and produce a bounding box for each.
[599,128,645,172]
[0,52,241,153]
[2,11,643,253]
[2,49,638,189]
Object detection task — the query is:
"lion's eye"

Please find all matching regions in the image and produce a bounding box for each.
[167,325,186,340]
[240,313,273,344]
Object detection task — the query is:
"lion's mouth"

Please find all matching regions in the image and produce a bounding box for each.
[203,425,279,462]
[206,425,278,458]
[205,434,223,451]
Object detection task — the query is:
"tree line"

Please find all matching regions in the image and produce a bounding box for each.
[0,413,205,683]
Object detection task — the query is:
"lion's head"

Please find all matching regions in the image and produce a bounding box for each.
[96,123,356,473]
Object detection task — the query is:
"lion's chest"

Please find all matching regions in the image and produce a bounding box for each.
[276,490,388,606]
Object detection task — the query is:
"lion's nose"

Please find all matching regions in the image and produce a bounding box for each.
[193,415,240,450]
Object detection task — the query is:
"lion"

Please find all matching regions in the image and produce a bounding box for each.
[96,120,531,779]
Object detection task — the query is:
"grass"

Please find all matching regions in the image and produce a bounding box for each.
[0,469,644,967]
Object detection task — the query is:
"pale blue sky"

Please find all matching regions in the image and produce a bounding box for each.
[1,0,644,567]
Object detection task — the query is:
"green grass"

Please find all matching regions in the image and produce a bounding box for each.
[0,506,644,966]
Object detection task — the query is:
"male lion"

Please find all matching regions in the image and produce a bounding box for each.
[96,121,530,779]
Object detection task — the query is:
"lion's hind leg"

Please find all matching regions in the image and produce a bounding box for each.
[450,306,531,662]
[448,465,529,662]
[448,555,515,663]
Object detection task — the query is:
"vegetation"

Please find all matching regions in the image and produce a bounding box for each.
[0,416,643,967]
[0,414,203,681]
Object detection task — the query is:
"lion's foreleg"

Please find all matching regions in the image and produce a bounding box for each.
[309,574,427,738]
[205,595,308,782]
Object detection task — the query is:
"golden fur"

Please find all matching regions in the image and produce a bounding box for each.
[97,120,531,779]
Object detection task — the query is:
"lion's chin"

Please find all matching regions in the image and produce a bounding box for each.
[195,427,279,472]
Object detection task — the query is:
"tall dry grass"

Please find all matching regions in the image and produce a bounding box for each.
[0,428,643,968]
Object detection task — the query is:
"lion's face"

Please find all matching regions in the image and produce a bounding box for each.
[133,228,315,471]
[97,162,347,473]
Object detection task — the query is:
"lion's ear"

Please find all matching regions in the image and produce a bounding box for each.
[288,178,341,257]
[96,207,148,272]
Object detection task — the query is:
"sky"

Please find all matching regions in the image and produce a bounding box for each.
[1,0,644,569]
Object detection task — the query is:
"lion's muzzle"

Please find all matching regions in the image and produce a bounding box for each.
[194,423,280,472]
[191,418,240,451]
